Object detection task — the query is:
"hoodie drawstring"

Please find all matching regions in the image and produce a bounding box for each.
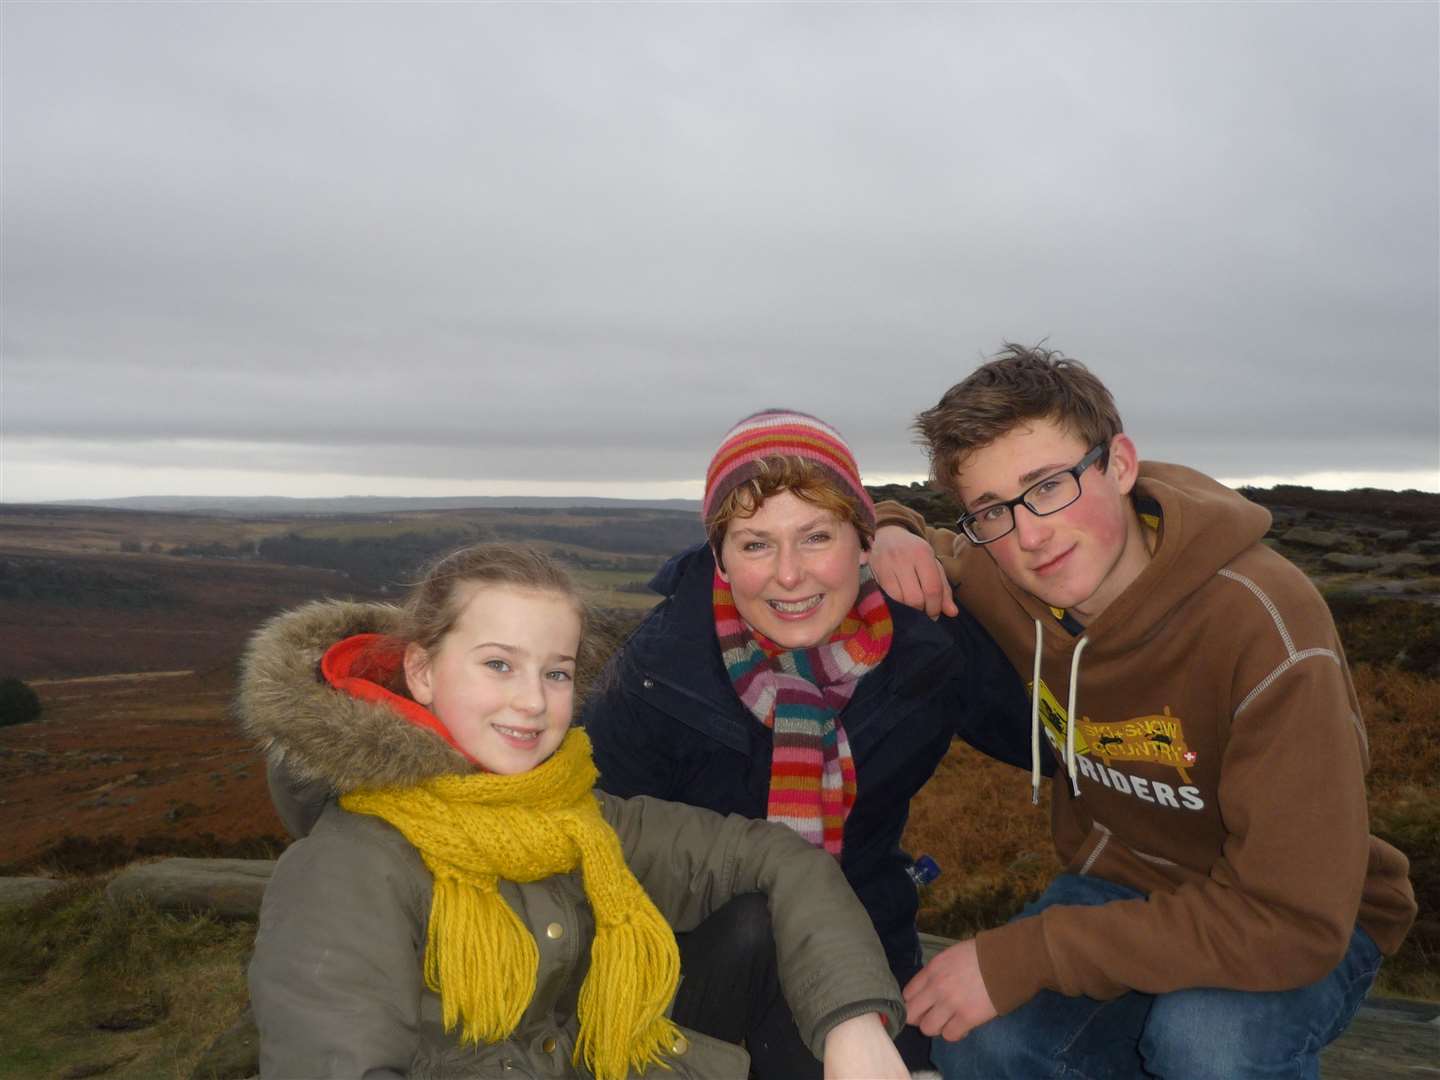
[1029,620,1044,805]
[1065,636,1088,796]
[1029,619,1089,802]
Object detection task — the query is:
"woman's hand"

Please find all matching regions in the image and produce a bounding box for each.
[820,1012,909,1080]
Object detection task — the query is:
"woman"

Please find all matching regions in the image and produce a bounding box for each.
[582,410,1038,1072]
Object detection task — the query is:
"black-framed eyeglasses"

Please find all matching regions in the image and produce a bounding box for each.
[956,444,1108,545]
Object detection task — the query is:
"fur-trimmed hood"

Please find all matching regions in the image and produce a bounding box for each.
[236,600,472,794]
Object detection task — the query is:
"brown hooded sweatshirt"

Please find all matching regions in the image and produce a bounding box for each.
[877,462,1415,1017]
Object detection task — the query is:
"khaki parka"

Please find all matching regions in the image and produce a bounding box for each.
[239,600,906,1080]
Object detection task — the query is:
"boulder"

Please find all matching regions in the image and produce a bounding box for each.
[0,876,66,907]
[105,858,275,919]
[918,931,957,965]
[1378,529,1411,542]
[1281,527,1351,551]
[1322,553,1383,572]
[1377,552,1432,574]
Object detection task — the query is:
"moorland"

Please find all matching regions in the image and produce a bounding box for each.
[0,487,1436,1077]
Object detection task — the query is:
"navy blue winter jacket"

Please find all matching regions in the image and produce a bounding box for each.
[582,544,1041,983]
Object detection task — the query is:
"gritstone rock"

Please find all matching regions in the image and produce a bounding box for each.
[105,858,275,919]
[1322,553,1383,571]
[0,877,66,907]
[1282,527,1350,551]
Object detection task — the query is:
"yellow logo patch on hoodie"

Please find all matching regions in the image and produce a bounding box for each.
[1032,683,1206,812]
[1032,687,1196,785]
[1080,706,1195,785]
[1032,679,1091,755]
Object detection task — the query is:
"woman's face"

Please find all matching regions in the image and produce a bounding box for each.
[404,584,581,774]
[717,489,867,650]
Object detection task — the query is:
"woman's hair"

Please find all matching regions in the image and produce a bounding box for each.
[704,455,876,557]
[399,542,587,655]
[701,410,875,566]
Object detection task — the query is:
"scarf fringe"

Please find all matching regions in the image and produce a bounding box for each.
[575,913,682,1079]
[425,873,538,1045]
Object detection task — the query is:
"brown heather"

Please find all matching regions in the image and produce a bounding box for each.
[1354,665,1440,784]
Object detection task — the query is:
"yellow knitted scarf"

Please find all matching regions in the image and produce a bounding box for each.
[340,730,680,1080]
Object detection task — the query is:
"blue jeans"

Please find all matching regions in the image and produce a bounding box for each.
[932,874,1383,1080]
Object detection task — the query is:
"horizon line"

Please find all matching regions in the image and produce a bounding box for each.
[7,467,1440,507]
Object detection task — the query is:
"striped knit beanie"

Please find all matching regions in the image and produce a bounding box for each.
[702,409,876,532]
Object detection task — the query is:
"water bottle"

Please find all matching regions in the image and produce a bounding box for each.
[905,854,941,888]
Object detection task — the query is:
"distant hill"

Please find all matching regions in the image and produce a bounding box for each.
[44,494,702,516]
[2,481,1437,683]
[37,482,1440,531]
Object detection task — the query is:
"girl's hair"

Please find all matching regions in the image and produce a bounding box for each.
[400,542,587,655]
[390,542,626,703]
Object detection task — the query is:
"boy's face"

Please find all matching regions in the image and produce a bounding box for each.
[952,417,1149,622]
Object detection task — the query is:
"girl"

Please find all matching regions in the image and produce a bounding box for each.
[241,543,909,1080]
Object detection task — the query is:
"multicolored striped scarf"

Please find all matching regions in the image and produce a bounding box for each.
[713,567,893,855]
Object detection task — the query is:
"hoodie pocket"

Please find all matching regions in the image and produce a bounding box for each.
[1067,822,1114,878]
[1065,821,1189,894]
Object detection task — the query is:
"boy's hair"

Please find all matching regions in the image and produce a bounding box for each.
[705,455,876,561]
[401,542,587,655]
[914,342,1124,499]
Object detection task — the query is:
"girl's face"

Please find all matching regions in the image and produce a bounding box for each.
[404,584,581,775]
[718,489,867,650]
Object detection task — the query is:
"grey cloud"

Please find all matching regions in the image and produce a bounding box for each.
[3,3,1436,496]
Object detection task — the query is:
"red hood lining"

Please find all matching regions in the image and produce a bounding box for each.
[319,634,479,767]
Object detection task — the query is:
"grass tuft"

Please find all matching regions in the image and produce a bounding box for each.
[0,880,255,1079]
[1327,594,1440,677]
[1372,790,1440,999]
[920,875,1045,942]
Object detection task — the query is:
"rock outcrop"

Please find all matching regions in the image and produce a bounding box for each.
[105,857,275,919]
[1283,526,1353,551]
[0,876,66,907]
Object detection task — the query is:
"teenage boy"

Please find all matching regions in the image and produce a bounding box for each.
[870,344,1416,1079]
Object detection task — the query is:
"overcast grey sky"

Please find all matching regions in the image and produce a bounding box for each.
[4,1,1437,502]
